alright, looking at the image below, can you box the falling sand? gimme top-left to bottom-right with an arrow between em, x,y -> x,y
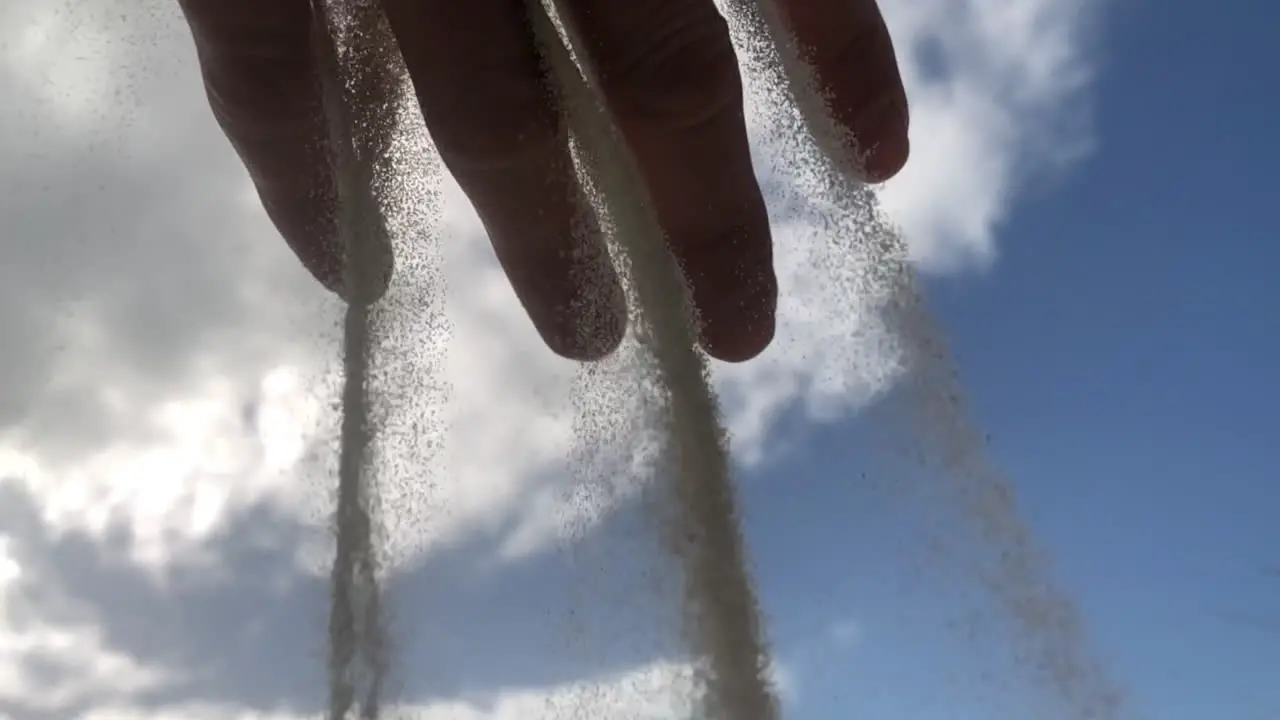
531,3 -> 779,717
726,1 -> 1127,715
314,0 -> 1126,717
313,1 -> 397,716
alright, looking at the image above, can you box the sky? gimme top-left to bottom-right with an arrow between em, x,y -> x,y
1,0 -> 1276,718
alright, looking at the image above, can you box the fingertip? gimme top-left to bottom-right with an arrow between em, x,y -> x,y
543,298 -> 629,362
860,116 -> 910,183
538,270 -> 630,361
832,83 -> 909,183
702,313 -> 776,363
775,0 -> 910,182
500,219 -> 630,363
259,188 -> 395,306
673,210 -> 777,364
330,248 -> 396,306
697,266 -> 778,363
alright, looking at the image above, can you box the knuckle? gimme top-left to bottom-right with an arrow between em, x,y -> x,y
598,9 -> 742,131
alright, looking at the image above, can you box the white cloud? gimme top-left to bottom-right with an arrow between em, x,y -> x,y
828,618 -> 862,650
876,0 -> 1098,271
0,0 -> 1100,715
766,656 -> 799,705
47,661 -> 695,720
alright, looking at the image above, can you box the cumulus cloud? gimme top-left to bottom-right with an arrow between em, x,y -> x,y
0,0 -> 1099,716
877,0 -> 1099,271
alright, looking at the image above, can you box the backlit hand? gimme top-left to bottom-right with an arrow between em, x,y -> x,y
179,0 -> 908,362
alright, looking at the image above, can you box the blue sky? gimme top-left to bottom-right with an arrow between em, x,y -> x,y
1,0 -> 1276,718
741,0 -> 1280,716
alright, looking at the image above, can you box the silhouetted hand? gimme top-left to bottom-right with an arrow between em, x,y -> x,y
179,0 -> 908,362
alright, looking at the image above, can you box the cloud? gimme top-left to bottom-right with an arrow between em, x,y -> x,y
0,474 -> 694,718
55,661 -> 697,720
876,0 -> 1099,272
827,618 -> 862,650
0,0 -> 1101,715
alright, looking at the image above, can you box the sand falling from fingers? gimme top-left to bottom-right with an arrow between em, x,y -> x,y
316,0 -> 779,714
313,0 -> 402,716
723,0 -> 1127,716
316,0 -> 1127,716
531,2 -> 781,718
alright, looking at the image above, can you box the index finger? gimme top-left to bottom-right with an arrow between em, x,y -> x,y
774,0 -> 910,181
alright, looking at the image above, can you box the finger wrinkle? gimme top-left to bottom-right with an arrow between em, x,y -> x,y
581,5 -> 742,132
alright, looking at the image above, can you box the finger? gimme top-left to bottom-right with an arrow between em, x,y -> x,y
774,0 -> 910,181
562,0 -> 776,362
379,0 -> 626,360
179,0 -> 392,301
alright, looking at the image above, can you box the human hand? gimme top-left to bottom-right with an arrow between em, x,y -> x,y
179,0 -> 908,362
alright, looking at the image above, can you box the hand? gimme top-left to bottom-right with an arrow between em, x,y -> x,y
179,0 -> 908,362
